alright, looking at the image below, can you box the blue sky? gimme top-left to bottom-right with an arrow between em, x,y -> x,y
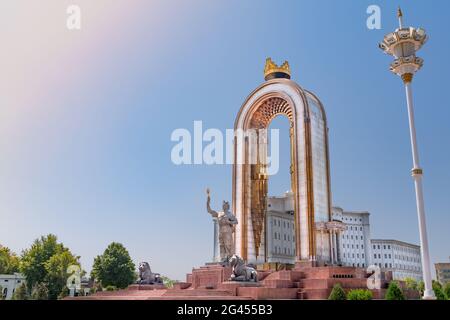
1,0 -> 449,280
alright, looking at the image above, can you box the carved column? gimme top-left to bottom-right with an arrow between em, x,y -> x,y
213,217 -> 219,262
335,231 -> 341,264
332,230 -> 338,265
329,230 -> 335,265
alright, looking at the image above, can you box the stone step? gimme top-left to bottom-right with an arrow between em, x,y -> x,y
237,287 -> 299,300
262,270 -> 304,282
297,290 -> 306,300
71,295 -> 253,300
94,289 -> 166,297
163,289 -> 234,297
298,279 -> 329,290
263,279 -> 294,288
302,288 -> 331,300
300,278 -> 370,290
147,296 -> 254,300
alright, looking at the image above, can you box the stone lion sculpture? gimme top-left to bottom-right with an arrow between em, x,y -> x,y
228,254 -> 258,282
137,262 -> 163,285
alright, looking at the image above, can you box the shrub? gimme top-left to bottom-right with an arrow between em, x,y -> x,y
432,281 -> 446,300
91,281 -> 102,294
385,281 -> 406,300
12,283 -> 28,300
105,285 -> 117,291
443,282 -> 450,300
417,281 -> 425,296
31,283 -> 49,300
328,283 -> 346,300
57,286 -> 69,300
347,289 -> 373,300
404,277 -> 418,291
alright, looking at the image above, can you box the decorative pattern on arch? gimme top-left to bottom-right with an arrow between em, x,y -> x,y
249,97 -> 293,129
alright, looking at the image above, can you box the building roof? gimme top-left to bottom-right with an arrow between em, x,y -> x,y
435,263 -> 450,267
371,239 -> 420,249
0,273 -> 25,279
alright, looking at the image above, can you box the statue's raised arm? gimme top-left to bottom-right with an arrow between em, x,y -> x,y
206,188 -> 219,218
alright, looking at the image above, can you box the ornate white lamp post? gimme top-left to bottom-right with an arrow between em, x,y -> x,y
379,8 -> 435,299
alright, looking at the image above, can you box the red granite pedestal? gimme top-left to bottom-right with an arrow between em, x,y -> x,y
69,262 -> 419,300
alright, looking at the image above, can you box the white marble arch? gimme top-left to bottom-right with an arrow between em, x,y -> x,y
232,78 -> 332,265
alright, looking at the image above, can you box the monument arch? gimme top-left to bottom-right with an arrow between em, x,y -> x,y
232,58 -> 333,265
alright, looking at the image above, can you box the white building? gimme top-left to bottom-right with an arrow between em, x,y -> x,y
371,239 -> 422,281
263,193 -> 423,281
0,273 -> 25,300
266,191 -> 296,264
435,262 -> 450,285
332,207 -> 372,268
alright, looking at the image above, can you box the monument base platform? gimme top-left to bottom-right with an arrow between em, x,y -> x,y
70,263 -> 419,300
127,284 -> 166,290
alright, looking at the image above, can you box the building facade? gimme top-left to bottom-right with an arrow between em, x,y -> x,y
435,263 -> 450,285
371,239 -> 423,281
265,195 -> 371,267
332,207 -> 372,268
264,194 -> 423,282
265,191 -> 296,264
0,273 -> 25,300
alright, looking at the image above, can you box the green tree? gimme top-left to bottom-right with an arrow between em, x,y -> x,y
31,282 -> 49,300
0,245 -> 20,274
161,276 -> 176,289
385,281 -> 406,300
417,281 -> 425,296
404,277 -> 418,291
12,283 -> 28,300
105,285 -> 117,291
20,234 -> 81,299
432,280 -> 446,300
58,286 -> 69,300
328,283 -> 346,300
443,282 -> 450,300
347,289 -> 373,300
0,285 -> 4,300
91,242 -> 136,289
45,250 -> 80,299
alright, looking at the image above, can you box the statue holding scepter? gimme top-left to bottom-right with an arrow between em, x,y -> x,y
206,188 -> 238,262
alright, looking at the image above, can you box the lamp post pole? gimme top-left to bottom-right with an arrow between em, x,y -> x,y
379,8 -> 435,299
